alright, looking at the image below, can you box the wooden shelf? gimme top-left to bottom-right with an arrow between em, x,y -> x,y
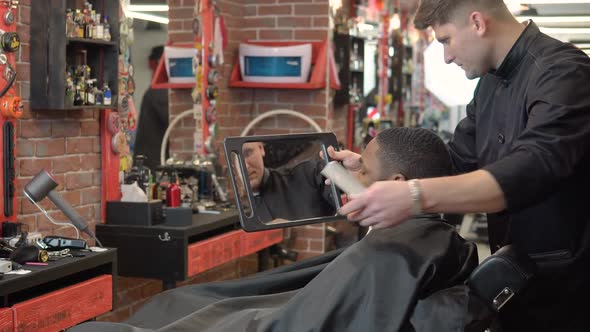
67,37 -> 117,46
30,0 -> 120,110
229,39 -> 340,90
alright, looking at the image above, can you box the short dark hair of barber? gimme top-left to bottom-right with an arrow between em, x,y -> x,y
413,0 -> 509,30
375,127 -> 452,180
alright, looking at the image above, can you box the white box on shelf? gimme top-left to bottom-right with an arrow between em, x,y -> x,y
164,46 -> 197,84
239,43 -> 312,83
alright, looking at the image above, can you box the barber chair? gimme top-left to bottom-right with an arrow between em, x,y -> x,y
463,245 -> 537,332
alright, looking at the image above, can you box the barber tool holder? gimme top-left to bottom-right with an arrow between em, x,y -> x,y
0,1 -> 18,232
30,0 -> 120,110
106,200 -> 164,226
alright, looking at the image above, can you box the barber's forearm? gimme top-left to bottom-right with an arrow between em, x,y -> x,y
419,170 -> 506,214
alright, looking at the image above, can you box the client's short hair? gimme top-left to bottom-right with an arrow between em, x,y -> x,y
376,127 -> 452,180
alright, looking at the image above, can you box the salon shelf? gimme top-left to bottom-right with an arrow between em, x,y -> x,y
151,41 -> 195,90
63,104 -> 117,110
228,39 -> 340,90
67,37 -> 117,46
30,0 -> 120,110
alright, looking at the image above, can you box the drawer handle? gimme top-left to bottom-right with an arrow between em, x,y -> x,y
158,232 -> 171,242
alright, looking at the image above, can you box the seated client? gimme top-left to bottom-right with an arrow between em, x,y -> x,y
72,128 -> 481,332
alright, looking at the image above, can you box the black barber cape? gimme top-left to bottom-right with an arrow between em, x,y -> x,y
448,21 -> 590,331
71,216 -> 482,332
255,159 -> 335,221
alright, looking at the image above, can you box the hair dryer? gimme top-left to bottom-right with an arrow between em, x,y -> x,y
24,170 -> 102,247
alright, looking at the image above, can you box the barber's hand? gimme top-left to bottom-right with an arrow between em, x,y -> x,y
325,146 -> 361,171
338,181 -> 413,229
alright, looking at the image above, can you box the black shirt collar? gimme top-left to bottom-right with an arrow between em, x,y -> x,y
491,20 -> 540,80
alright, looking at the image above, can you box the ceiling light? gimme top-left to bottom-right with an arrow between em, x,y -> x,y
517,16 -> 590,23
512,0 -> 590,3
128,4 -> 169,12
125,11 -> 169,24
541,27 -> 590,34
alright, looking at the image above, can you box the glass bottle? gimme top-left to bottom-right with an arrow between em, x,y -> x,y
103,83 -> 112,105
73,84 -> 83,106
166,174 -> 181,207
85,80 -> 95,105
103,15 -> 111,41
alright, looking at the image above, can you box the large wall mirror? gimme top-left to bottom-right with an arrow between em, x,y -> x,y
224,133 -> 346,232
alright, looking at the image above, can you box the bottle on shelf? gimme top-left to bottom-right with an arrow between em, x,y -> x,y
350,42 -> 359,71
94,13 -> 104,40
103,83 -> 112,105
166,174 -> 181,208
85,79 -> 95,105
103,15 -> 111,41
73,84 -> 83,106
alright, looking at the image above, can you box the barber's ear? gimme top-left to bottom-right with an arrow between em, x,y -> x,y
470,12 -> 487,36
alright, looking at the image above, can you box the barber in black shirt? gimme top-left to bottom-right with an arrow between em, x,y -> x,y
332,1 -> 590,331
241,142 -> 334,221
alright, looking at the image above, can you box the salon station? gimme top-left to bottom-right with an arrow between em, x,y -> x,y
0,0 -> 589,331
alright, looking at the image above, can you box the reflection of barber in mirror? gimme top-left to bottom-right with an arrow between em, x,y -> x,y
241,141 -> 335,221
133,45 -> 169,170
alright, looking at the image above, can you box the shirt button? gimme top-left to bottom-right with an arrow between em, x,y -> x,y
498,133 -> 505,144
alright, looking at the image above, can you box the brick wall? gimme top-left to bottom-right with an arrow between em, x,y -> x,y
166,0 -> 346,261
15,1 -> 102,244
12,0 -> 347,324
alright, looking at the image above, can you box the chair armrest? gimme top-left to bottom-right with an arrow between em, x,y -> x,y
467,245 -> 537,312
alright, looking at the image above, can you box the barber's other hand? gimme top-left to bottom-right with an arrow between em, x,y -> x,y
338,181 -> 413,229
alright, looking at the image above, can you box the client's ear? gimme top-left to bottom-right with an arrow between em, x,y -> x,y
389,173 -> 406,181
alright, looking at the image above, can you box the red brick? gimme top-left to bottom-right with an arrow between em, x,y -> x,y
170,91 -> 194,105
292,104 -> 327,117
258,4 -> 292,16
276,90 -> 313,103
19,42 -> 30,62
296,251 -> 322,260
312,91 -> 328,103
169,32 -> 195,43
169,0 -> 182,6
17,24 -> 30,46
245,6 -> 257,16
65,172 -> 94,190
17,158 -> 53,177
80,154 -> 101,170
294,29 -> 327,40
245,17 -> 276,28
17,140 -> 34,157
35,110 -> 67,120
259,29 -> 293,40
313,16 -> 329,27
17,214 -> 38,231
168,20 -> 183,31
66,137 -> 94,154
277,16 -> 311,27
52,155 -> 81,173
67,109 -> 95,119
81,187 -> 101,204
169,7 -> 194,20
36,138 -> 66,157
16,63 -> 30,81
19,3 -> 30,24
92,137 -> 101,153
295,225 -> 324,238
20,120 -> 51,138
292,238 -> 309,251
81,120 -> 100,136
61,190 -> 82,206
52,121 -> 81,137
309,239 -> 324,251
294,3 -> 328,15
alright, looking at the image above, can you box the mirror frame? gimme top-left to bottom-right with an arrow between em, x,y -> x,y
224,133 -> 345,232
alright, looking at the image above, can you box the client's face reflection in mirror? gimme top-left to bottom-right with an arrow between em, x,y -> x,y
242,142 -> 266,193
